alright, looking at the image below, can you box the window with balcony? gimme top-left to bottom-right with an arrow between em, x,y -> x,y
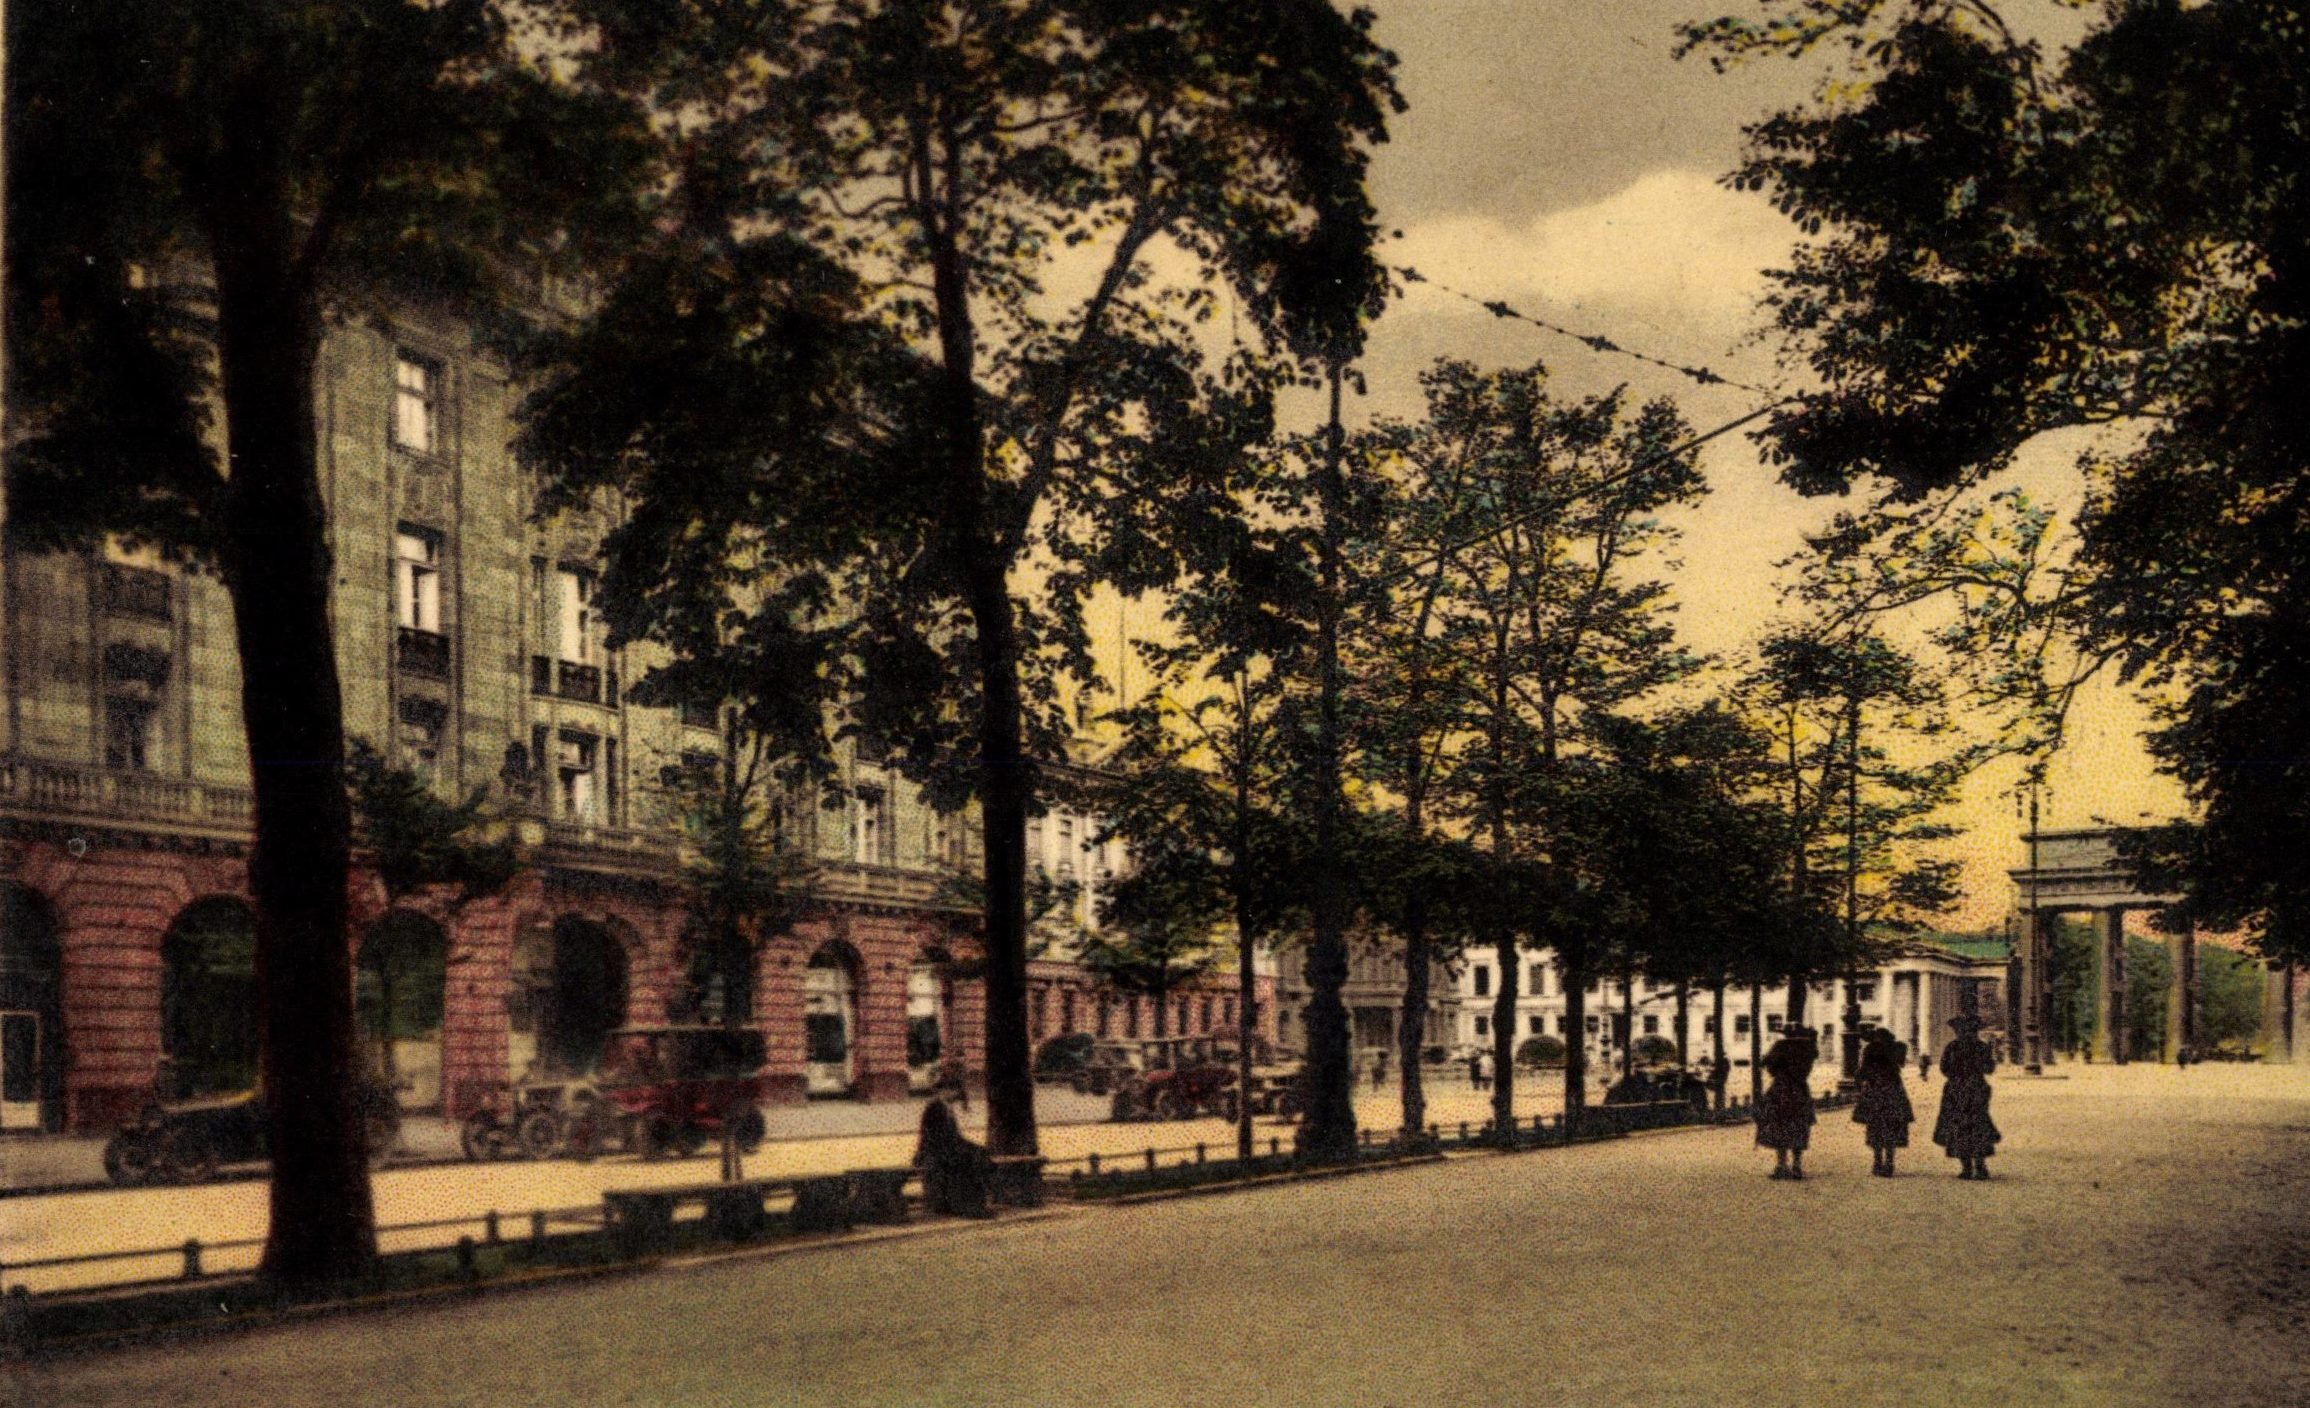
104,695 -> 156,771
853,784 -> 892,866
557,730 -> 598,823
99,563 -> 172,622
394,527 -> 449,678
393,353 -> 439,455
397,697 -> 447,770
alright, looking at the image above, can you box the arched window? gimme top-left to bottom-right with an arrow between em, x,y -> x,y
161,898 -> 259,1097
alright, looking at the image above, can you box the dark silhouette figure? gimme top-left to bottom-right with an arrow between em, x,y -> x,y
1852,1028 -> 1916,1177
1933,1014 -> 2001,1180
930,1057 -> 970,1111
913,1097 -> 992,1217
1372,1050 -> 1388,1090
1707,1055 -> 1731,1110
1467,1050 -> 1488,1091
1755,1027 -> 1818,1180
1918,1047 -> 1932,1082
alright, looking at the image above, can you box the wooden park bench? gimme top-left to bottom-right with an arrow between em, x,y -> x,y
845,1166 -> 915,1225
603,1179 -> 774,1255
988,1154 -> 1047,1208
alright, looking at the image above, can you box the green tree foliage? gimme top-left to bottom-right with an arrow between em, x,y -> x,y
1681,0 -> 2310,965
344,739 -> 519,1083
1407,360 -> 1704,1131
7,0 -> 649,1291
1078,829 -> 1228,1039
523,1 -> 1400,1158
2196,946 -> 2268,1051
664,722 -> 819,1030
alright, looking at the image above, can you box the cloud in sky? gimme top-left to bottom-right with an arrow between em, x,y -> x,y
1387,167 -> 1798,369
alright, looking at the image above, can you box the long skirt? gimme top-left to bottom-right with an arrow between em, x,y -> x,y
1932,1076 -> 2000,1160
1852,1080 -> 1914,1149
1754,1077 -> 1816,1151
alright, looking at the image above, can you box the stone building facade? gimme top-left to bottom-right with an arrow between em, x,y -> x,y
0,303 -> 1266,1133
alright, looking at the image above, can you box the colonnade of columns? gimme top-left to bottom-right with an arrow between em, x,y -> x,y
2014,905 -> 2296,1066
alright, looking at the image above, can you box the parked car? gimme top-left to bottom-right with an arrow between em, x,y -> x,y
587,1024 -> 770,1159
1070,1040 -> 1145,1097
1109,1036 -> 1240,1121
1035,1032 -> 1098,1084
104,1080 -> 402,1186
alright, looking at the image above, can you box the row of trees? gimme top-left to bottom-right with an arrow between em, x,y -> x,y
1082,355 -> 1983,1151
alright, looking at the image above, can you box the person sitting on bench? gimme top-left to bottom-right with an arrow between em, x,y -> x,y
913,1096 -> 993,1218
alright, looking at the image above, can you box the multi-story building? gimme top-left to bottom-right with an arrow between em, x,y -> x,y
0,301 -> 1266,1133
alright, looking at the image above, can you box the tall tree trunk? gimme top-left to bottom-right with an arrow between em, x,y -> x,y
1562,950 -> 1588,1127
1490,934 -> 1519,1142
1620,974 -> 1635,1079
1787,974 -> 1809,1028
1296,365 -> 1356,1162
1749,982 -> 1765,1106
1674,980 -> 1690,1070
926,177 -> 1037,1158
1235,889 -> 1257,1162
1711,978 -> 1728,1109
1398,904 -> 1430,1140
212,203 -> 375,1291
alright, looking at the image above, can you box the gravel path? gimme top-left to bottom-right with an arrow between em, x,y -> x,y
9,1063 -> 2307,1407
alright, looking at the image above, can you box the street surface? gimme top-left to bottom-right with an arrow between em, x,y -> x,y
9,1063 -> 2310,1407
0,1077 -> 1569,1293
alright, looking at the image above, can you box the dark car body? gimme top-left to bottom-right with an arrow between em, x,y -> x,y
591,1025 -> 769,1158
103,1082 -> 401,1186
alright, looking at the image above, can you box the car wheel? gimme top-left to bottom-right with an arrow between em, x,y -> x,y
103,1131 -> 159,1187
160,1127 -> 218,1184
515,1109 -> 563,1160
732,1106 -> 766,1155
1070,1073 -> 1090,1096
1152,1088 -> 1189,1121
459,1112 -> 500,1162
642,1115 -> 682,1160
1216,1091 -> 1241,1124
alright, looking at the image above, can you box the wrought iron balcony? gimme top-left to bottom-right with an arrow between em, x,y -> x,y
529,655 -> 618,706
395,626 -> 452,679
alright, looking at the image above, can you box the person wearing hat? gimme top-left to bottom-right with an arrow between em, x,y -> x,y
1755,1024 -> 1818,1180
1852,1027 -> 1916,1177
1933,1013 -> 2001,1179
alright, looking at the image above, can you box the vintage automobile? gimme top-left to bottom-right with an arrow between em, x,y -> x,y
1069,1040 -> 1145,1097
584,1024 -> 770,1159
103,1080 -> 403,1186
1109,1036 -> 1240,1121
458,1073 -> 596,1162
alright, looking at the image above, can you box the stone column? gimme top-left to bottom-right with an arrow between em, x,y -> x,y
2099,908 -> 2129,1064
2165,925 -> 2196,1062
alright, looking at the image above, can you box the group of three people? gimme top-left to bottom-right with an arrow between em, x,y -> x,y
1755,1014 -> 2001,1181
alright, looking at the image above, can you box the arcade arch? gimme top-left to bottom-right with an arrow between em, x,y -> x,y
803,942 -> 860,1097
357,910 -> 448,1109
509,916 -> 632,1077
160,897 -> 259,1097
0,885 -> 64,1130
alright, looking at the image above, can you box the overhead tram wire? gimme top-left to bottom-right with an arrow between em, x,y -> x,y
1391,264 -> 1782,400
1355,262 -> 1801,590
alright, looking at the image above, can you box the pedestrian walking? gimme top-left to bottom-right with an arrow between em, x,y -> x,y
1917,1046 -> 1932,1082
1932,1014 -> 2001,1180
1852,1028 -> 1915,1177
1467,1048 -> 1484,1090
1755,1025 -> 1818,1180
1707,1054 -> 1731,1110
1372,1050 -> 1389,1090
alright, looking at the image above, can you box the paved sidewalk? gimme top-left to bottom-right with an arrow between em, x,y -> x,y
11,1063 -> 2309,1407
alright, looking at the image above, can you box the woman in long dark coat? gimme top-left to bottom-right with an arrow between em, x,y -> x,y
1755,1026 -> 1818,1180
913,1096 -> 993,1216
1932,1014 -> 2001,1179
1852,1027 -> 1915,1177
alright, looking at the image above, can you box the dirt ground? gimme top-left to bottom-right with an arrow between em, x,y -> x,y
10,1062 -> 2308,1407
